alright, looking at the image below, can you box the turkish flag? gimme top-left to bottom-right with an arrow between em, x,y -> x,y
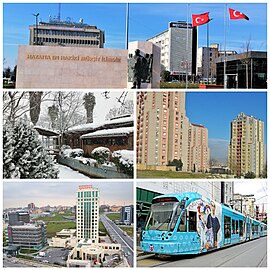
192,12 -> 210,27
229,8 -> 249,20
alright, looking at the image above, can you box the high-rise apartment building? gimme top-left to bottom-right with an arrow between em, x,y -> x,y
228,112 -> 265,177
188,123 -> 210,172
76,185 -> 99,243
30,19 -> 105,48
137,92 -> 209,172
147,22 -> 197,76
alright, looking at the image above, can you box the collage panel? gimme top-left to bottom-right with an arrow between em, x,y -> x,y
3,90 -> 134,179
3,3 -> 267,89
136,180 -> 267,267
2,1 -> 268,269
136,91 -> 267,179
3,181 -> 134,267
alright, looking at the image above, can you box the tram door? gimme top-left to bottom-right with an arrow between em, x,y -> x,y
224,215 -> 231,245
245,217 -> 251,240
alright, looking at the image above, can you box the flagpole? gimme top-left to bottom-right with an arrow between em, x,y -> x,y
207,22 -> 209,84
125,2 -> 129,49
224,4 -> 227,88
186,4 -> 190,89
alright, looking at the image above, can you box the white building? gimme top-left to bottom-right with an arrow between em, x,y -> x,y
76,185 -> 99,243
137,181 -> 234,204
233,193 -> 256,218
147,22 -> 197,76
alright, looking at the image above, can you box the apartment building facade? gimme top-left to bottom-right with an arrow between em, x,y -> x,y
137,91 -> 209,172
228,112 -> 265,177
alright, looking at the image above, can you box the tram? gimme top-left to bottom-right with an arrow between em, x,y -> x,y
140,192 -> 267,255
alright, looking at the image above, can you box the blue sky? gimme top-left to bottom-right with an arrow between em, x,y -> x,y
186,92 -> 267,163
3,3 -> 267,68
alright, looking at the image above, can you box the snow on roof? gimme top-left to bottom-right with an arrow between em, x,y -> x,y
81,127 -> 134,139
67,115 -> 134,133
34,126 -> 59,136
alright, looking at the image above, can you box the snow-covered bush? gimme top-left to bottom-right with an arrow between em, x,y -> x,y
91,147 -> 111,164
3,120 -> 59,179
74,156 -> 97,167
111,150 -> 134,177
70,148 -> 84,158
60,146 -> 84,158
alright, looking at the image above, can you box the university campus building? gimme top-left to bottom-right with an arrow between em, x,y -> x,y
29,18 -> 105,48
228,112 -> 265,177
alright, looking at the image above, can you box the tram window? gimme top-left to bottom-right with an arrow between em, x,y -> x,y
232,220 -> 235,234
224,216 -> 231,239
236,220 -> 239,234
177,210 -> 187,232
188,211 -> 197,232
239,220 -> 244,236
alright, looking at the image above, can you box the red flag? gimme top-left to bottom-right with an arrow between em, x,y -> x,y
192,12 -> 210,27
229,8 -> 249,20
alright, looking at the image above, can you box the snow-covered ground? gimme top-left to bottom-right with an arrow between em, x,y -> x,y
57,164 -> 90,179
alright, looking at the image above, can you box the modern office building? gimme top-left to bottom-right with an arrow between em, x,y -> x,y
120,205 -> 134,225
216,51 -> 267,88
7,222 -> 47,250
136,91 -> 209,172
76,185 -> 100,243
8,211 -> 30,226
228,112 -> 265,177
29,18 -> 105,48
147,21 -> 197,76
188,123 -> 210,172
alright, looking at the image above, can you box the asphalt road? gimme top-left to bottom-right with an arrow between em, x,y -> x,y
137,237 -> 267,267
100,214 -> 134,267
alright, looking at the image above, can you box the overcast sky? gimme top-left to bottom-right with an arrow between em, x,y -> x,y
3,181 -> 134,209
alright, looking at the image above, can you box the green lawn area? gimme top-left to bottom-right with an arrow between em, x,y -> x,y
99,221 -> 108,235
46,221 -> 76,238
160,82 -> 199,88
33,212 -> 73,222
106,213 -> 120,221
137,170 -> 209,179
119,226 -> 134,237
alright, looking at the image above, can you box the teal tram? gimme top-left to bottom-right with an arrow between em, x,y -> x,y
140,192 -> 267,255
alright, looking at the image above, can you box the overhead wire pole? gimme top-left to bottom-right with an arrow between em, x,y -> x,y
125,3 -> 129,50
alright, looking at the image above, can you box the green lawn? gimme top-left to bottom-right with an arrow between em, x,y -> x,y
33,212 -> 74,222
106,213 -> 120,221
46,222 -> 76,238
137,170 -> 209,179
160,82 -> 199,88
119,226 -> 134,237
99,221 -> 108,235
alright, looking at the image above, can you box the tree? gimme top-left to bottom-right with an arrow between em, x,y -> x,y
47,92 -> 86,143
105,99 -> 134,120
261,164 -> 267,178
29,92 -> 43,125
3,120 -> 59,179
244,171 -> 256,179
240,39 -> 252,88
83,93 -> 96,123
11,65 -> 17,83
3,66 -> 11,78
168,159 -> 183,171
161,70 -> 171,82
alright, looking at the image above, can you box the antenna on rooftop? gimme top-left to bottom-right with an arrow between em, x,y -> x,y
57,3 -> 61,21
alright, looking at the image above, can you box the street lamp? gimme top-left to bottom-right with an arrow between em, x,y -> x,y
32,13 -> 39,45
